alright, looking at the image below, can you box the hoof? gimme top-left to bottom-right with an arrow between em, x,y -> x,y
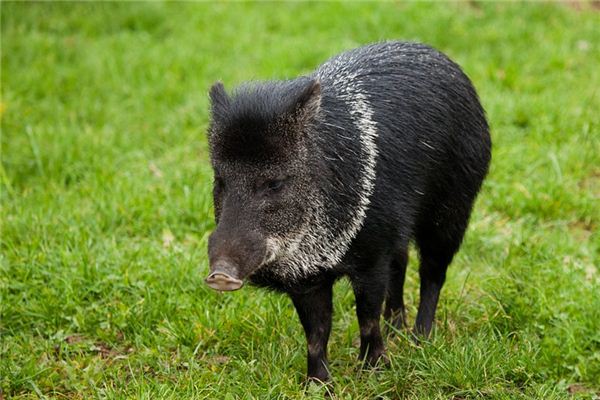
361,349 -> 389,369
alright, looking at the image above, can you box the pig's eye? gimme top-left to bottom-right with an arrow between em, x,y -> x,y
264,178 -> 286,194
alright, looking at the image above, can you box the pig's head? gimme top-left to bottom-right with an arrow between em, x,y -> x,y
205,78 -> 323,291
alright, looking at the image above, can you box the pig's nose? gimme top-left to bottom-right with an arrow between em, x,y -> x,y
205,261 -> 244,291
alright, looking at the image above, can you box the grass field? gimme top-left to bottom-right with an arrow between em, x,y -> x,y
1,2 -> 599,399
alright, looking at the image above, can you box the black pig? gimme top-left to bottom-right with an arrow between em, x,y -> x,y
205,41 -> 491,382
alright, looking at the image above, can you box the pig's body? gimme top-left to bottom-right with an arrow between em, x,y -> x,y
206,42 -> 491,382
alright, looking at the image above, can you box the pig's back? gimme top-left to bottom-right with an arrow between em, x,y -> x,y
313,41 -> 491,238
314,41 -> 488,160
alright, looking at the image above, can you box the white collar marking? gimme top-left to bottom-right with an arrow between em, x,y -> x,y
267,72 -> 379,281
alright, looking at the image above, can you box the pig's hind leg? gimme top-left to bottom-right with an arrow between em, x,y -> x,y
414,201 -> 473,337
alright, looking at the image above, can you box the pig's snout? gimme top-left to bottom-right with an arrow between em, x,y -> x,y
206,227 -> 268,292
205,260 -> 244,291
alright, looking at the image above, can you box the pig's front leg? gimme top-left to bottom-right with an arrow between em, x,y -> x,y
290,281 -> 334,383
351,274 -> 387,366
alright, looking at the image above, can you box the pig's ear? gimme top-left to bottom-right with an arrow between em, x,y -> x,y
209,81 -> 230,120
293,79 -> 321,122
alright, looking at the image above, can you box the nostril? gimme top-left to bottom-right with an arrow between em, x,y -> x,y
205,272 -> 243,291
205,262 -> 244,291
207,271 -> 232,281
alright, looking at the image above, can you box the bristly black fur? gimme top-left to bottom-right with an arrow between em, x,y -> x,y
206,41 -> 491,382
209,77 -> 321,164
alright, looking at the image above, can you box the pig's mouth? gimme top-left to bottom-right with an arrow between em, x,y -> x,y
205,271 -> 244,291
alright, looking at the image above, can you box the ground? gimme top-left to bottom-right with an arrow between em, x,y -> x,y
1,2 -> 599,399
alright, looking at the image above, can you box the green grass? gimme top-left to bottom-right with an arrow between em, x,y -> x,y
1,2 -> 599,398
